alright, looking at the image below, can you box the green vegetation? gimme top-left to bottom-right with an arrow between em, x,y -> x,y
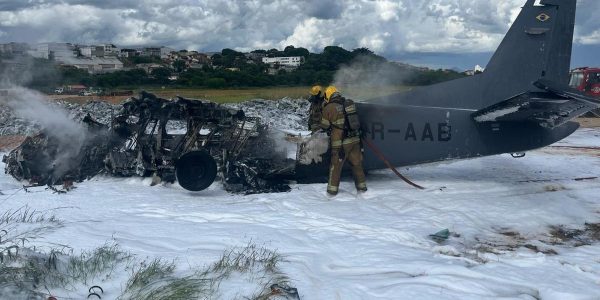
5,45 -> 466,93
0,206 -> 292,299
144,85 -> 411,103
405,69 -> 468,86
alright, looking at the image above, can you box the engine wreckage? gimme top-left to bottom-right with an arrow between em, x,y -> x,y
3,92 -> 329,194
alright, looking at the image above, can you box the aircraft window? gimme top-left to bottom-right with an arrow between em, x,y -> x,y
569,72 -> 584,88
145,121 -> 158,134
166,120 -> 186,134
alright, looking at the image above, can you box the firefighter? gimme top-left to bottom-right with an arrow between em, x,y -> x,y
308,85 -> 325,132
320,86 -> 367,195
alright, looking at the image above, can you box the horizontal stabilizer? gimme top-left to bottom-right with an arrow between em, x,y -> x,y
472,79 -> 600,128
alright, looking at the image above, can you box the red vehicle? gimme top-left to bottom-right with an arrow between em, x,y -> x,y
569,67 -> 600,98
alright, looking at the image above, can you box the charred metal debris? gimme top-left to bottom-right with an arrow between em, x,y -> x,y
3,92 -> 294,194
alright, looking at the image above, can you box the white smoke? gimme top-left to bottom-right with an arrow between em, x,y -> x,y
1,86 -> 88,179
332,55 -> 413,100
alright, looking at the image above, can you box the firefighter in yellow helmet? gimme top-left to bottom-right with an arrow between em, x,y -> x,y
307,85 -> 325,132
320,86 -> 367,195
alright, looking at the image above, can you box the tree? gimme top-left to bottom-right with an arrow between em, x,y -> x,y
206,78 -> 226,88
173,60 -> 187,73
211,54 -> 223,66
151,67 -> 172,84
284,45 -> 310,58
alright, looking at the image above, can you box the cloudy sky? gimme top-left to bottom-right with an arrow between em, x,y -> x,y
0,0 -> 599,69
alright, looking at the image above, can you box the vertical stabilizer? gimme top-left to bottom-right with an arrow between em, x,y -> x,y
483,0 -> 577,101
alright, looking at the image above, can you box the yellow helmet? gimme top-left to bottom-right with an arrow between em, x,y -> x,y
310,85 -> 322,96
324,86 -> 338,102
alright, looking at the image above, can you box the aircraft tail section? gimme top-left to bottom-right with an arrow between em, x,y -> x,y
483,0 -> 576,99
369,0 -> 578,110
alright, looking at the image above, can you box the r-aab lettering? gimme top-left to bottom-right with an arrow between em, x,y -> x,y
370,122 -> 451,142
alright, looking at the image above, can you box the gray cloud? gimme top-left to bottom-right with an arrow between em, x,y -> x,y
0,0 -> 598,60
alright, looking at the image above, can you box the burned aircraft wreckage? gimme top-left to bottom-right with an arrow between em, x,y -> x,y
3,92 -> 322,194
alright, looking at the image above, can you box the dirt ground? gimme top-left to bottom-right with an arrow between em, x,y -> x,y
48,94 -> 129,104
577,118 -> 600,128
0,135 -> 27,151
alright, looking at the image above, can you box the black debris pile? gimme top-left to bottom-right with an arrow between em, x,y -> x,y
0,100 -> 120,136
4,92 -> 295,194
61,100 -> 121,125
224,158 -> 293,194
3,115 -> 111,186
227,98 -> 310,132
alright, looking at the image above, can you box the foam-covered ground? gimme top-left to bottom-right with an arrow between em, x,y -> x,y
1,128 -> 600,299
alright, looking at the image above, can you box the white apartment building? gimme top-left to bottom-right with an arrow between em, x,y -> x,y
262,56 -> 304,67
29,43 -> 76,60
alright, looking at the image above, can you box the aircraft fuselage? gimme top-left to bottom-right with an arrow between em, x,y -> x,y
357,103 -> 579,171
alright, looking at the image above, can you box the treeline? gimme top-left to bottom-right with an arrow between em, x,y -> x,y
8,45 -> 467,90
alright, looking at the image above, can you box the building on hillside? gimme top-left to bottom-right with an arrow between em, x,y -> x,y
246,52 -> 266,63
92,44 -> 121,57
142,47 -> 161,58
464,65 -> 485,76
120,48 -> 139,58
0,57 -> 29,73
160,47 -> 175,59
262,56 -> 304,75
60,57 -> 124,74
79,46 -> 94,58
0,43 -> 29,56
167,51 -> 212,71
262,56 -> 304,67
29,43 -> 77,61
141,47 -> 174,59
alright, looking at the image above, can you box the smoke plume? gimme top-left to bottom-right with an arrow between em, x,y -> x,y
332,55 -> 413,100
2,87 -> 88,178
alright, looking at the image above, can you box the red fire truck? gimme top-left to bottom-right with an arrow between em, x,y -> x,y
569,67 -> 600,98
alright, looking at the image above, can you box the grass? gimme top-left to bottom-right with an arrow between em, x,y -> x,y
122,258 -> 210,300
123,243 -> 290,300
0,212 -> 293,300
64,244 -> 131,285
52,85 -> 411,104
144,86 -> 312,103
142,85 -> 411,103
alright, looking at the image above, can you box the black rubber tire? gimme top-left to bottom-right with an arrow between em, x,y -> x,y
176,151 -> 217,191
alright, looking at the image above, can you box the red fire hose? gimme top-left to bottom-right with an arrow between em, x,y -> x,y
362,138 -> 426,190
